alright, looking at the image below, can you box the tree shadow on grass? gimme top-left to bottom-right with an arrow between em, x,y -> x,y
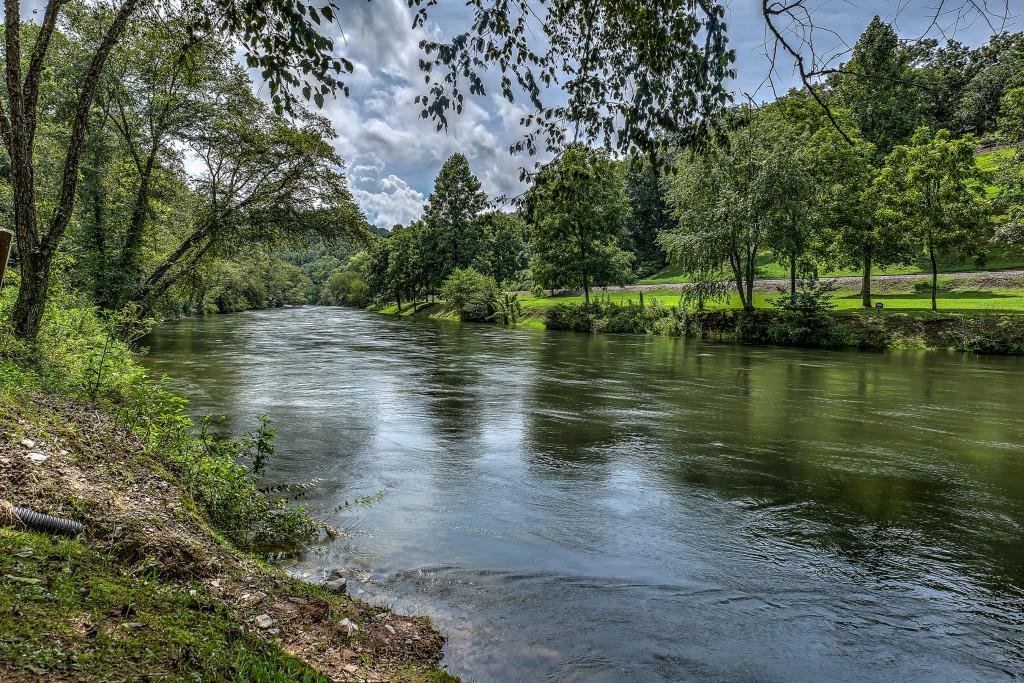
835,290 -> 1024,316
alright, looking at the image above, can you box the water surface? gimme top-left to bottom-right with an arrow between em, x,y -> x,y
142,307 -> 1024,682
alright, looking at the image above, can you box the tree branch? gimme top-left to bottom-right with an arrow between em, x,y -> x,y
44,0 -> 142,251
761,0 -> 853,145
24,0 -> 70,141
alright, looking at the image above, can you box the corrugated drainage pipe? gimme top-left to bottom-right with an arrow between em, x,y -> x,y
5,504 -> 82,537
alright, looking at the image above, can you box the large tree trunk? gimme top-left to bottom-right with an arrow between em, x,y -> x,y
583,274 -> 590,305
6,0 -> 141,340
12,245 -> 53,340
861,247 -> 872,309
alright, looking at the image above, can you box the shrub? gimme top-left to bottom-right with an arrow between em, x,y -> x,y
492,292 -> 523,325
764,279 -> 850,347
1,285 -> 317,552
544,303 -> 599,332
441,267 -> 499,322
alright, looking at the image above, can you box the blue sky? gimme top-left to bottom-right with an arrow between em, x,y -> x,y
316,1 -> 1020,228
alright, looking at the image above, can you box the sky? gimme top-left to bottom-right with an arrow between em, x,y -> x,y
300,0 -> 1020,229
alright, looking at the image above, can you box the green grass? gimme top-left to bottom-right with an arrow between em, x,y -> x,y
0,529 -> 326,682
518,287 -> 1024,317
640,247 -> 1024,284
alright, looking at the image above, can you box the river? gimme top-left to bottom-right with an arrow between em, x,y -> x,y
141,306 -> 1024,682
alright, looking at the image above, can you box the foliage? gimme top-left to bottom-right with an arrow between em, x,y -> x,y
473,211 -> 528,286
765,279 -> 849,347
414,0 -> 735,162
491,292 -> 523,326
624,159 -> 671,277
871,128 -> 993,310
0,287 -> 316,552
321,251 -> 373,308
440,267 -> 498,322
419,154 -> 488,290
525,145 -> 634,303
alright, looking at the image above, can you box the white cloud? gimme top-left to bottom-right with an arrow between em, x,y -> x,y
350,173 -> 425,229
311,0 -> 537,227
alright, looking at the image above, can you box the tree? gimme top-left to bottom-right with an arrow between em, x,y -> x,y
834,17 -> 926,159
440,267 -> 498,322
524,146 -> 633,304
134,70 -> 368,308
871,128 -> 992,311
995,87 -> 1024,246
624,160 -> 670,277
473,211 -> 527,286
829,20 -> 928,306
953,33 -> 1024,135
2,0 -> 353,340
374,225 -> 421,313
756,115 -> 815,302
419,154 -> 488,292
775,90 -> 903,308
89,14 -> 229,308
661,110 -> 802,311
322,251 -> 372,308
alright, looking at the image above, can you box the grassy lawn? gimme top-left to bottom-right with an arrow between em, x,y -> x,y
517,287 -> 1024,316
639,247 -> 1024,285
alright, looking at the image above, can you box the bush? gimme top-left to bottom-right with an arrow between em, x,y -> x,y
544,303 -> 599,332
764,279 -> 850,347
441,267 -> 499,322
492,292 -> 523,325
1,285 -> 317,552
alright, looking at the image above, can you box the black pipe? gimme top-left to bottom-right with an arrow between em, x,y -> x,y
12,506 -> 82,537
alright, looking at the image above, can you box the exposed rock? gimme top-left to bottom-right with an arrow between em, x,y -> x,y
241,591 -> 267,607
20,438 -> 35,448
327,568 -> 346,581
254,614 -> 274,629
343,664 -> 359,674
323,577 -> 347,594
25,452 -> 48,464
340,617 -> 358,635
384,624 -> 396,635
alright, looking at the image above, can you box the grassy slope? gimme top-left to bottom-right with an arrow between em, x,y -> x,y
0,393 -> 456,683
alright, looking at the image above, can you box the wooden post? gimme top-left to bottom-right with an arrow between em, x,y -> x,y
0,229 -> 12,290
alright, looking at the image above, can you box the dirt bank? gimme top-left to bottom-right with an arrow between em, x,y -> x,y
0,394 -> 455,682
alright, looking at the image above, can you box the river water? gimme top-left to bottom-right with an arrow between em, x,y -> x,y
141,306 -> 1024,682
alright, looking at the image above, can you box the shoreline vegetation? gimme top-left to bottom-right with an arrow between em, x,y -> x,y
368,272 -> 1024,355
0,291 -> 456,683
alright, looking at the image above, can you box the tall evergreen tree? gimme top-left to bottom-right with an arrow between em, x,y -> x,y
624,161 -> 670,277
419,154 -> 488,292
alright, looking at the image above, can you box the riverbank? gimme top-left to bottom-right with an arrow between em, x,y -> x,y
371,275 -> 1024,353
0,293 -> 456,682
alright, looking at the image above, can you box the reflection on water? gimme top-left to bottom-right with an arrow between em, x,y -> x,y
142,307 -> 1024,682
